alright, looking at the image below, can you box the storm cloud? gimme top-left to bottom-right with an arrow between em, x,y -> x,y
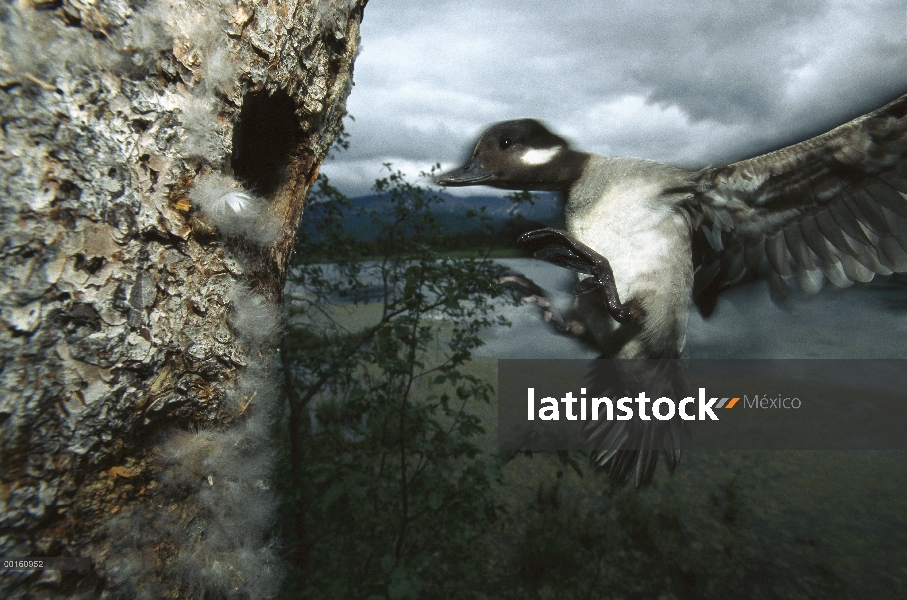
321,0 -> 907,197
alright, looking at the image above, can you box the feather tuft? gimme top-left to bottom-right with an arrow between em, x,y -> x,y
189,174 -> 280,244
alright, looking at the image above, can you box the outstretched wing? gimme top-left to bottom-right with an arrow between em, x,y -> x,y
686,93 -> 907,315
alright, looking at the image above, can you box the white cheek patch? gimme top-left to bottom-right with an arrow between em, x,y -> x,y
520,147 -> 560,165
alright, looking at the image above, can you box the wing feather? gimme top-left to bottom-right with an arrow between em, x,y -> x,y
852,189 -> 896,234
879,237 -> 907,272
765,231 -> 794,276
894,216 -> 907,248
723,246 -> 747,285
820,259 -> 852,288
840,253 -> 876,283
873,177 -> 907,220
796,267 -> 825,294
690,93 -> 907,307
798,216 -> 838,264
815,209 -> 857,256
833,198 -> 874,245
743,237 -> 763,271
784,224 -> 818,270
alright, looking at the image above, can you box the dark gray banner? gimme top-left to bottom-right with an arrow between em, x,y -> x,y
498,359 -> 907,451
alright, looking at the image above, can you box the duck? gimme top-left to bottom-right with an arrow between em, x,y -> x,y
436,94 -> 907,487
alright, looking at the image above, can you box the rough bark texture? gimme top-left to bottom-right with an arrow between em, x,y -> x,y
0,0 -> 365,597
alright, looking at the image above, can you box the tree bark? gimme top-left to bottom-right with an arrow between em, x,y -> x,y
0,0 -> 365,597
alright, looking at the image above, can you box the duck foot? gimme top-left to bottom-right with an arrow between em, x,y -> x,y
518,228 -> 631,323
498,271 -> 580,335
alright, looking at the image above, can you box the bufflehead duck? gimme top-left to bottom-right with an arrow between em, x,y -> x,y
437,94 -> 907,486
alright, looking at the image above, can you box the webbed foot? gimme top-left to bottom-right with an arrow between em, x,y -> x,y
498,271 -> 579,335
518,228 -> 631,323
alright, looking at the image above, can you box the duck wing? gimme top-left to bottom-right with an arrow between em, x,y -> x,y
683,93 -> 907,315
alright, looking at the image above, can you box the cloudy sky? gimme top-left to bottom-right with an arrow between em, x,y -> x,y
319,0 -> 907,198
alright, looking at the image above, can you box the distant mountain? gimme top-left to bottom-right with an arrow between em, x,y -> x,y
299,191 -> 565,242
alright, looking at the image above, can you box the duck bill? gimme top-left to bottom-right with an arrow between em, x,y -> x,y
436,160 -> 494,186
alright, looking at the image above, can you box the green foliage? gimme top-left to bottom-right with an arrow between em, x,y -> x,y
486,477 -> 846,600
282,164 -> 512,598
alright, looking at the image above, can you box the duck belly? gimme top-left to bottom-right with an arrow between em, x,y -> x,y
566,192 -> 693,358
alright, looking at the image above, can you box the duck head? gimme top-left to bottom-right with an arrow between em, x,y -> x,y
436,119 -> 589,191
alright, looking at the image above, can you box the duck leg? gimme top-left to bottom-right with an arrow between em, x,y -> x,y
518,228 -> 631,323
498,271 -> 577,335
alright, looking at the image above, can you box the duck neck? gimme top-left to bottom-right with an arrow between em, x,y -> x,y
548,149 -> 592,192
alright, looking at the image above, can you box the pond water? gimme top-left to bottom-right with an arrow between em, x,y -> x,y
479,258 -> 907,360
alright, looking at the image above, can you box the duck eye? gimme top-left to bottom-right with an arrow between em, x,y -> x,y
499,137 -> 513,150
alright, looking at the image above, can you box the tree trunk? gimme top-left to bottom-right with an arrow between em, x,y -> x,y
0,0 -> 365,597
